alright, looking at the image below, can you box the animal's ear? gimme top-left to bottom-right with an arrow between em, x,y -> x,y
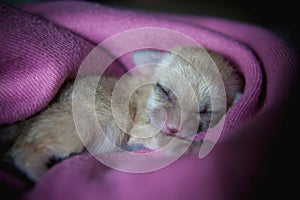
132,49 -> 166,67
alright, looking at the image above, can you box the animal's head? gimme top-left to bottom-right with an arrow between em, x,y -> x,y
132,47 -> 243,138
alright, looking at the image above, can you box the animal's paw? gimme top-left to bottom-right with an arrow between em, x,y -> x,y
8,145 -> 76,182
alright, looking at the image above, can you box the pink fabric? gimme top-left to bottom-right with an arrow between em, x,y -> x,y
0,1 -> 298,200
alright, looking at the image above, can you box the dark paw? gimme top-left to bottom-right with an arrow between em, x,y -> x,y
46,155 -> 66,168
46,151 -> 84,168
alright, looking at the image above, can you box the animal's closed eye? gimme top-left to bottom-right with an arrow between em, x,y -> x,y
199,107 -> 209,114
155,83 -> 173,100
156,83 -> 168,94
199,109 -> 221,117
199,109 -> 221,115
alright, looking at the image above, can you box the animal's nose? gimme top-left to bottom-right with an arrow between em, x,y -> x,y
166,125 -> 178,134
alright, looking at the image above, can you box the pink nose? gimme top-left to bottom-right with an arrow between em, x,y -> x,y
165,125 -> 178,134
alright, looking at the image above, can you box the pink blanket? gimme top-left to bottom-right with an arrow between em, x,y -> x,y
0,1 -> 298,199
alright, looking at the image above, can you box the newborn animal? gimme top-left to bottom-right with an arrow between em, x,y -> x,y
127,47 -> 243,148
0,47 -> 243,182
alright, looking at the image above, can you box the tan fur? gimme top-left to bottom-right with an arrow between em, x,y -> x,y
3,76 -> 131,181
0,47 -> 243,182
128,47 -> 243,148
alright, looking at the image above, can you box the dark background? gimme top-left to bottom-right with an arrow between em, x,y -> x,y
1,0 -> 299,199
1,0 -> 299,52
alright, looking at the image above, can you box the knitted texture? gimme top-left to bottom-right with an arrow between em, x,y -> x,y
0,4 -> 95,124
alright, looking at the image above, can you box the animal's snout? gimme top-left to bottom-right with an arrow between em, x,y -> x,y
164,125 -> 179,134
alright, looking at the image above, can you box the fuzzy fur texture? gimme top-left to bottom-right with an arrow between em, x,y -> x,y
1,47 -> 243,182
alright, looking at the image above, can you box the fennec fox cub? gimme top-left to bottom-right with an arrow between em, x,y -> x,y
0,47 -> 243,182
